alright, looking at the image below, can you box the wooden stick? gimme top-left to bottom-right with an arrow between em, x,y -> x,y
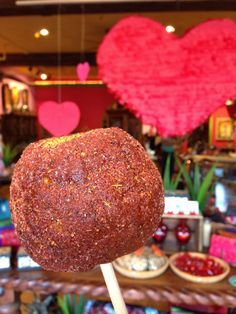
100,263 -> 128,314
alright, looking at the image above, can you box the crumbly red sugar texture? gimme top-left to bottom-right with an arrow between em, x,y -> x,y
10,128 -> 164,272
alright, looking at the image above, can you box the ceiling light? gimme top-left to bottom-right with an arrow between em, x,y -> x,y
39,28 -> 49,37
34,31 -> 40,39
225,99 -> 234,106
40,73 -> 48,80
166,25 -> 175,33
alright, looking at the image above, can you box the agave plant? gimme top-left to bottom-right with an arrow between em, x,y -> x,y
176,159 -> 216,212
163,154 -> 183,191
2,144 -> 18,167
57,294 -> 86,314
25,295 -> 54,314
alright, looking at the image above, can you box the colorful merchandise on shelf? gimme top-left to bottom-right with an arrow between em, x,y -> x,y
171,305 -> 227,314
113,245 -> 168,279
84,301 -> 159,314
0,198 -> 11,221
175,220 -> 191,249
174,252 -> 223,276
17,247 -> 41,270
210,234 -> 236,265
203,218 -> 212,247
0,219 -> 12,228
153,220 -> 168,245
164,197 -> 199,216
169,252 -> 230,283
0,247 -> 11,271
159,214 -> 203,253
0,225 -> 20,247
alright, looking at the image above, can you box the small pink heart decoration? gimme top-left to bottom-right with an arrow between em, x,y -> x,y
97,17 -> 236,137
38,101 -> 80,137
76,62 -> 90,81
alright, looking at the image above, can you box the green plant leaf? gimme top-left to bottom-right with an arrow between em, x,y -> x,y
57,296 -> 70,314
197,165 -> 216,211
57,294 -> 86,314
163,154 -> 171,190
71,294 -> 76,313
193,163 -> 200,197
172,166 -> 183,190
176,158 -> 195,199
65,294 -> 71,313
200,192 -> 210,212
75,295 -> 86,314
201,184 -> 216,211
2,144 -> 18,167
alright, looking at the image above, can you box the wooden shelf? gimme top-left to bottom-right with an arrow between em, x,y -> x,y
163,214 -> 203,220
0,267 -> 235,310
0,112 -> 36,117
189,154 -> 236,164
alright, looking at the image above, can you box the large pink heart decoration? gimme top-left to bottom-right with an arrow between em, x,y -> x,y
76,62 -> 90,81
97,17 -> 236,137
38,101 -> 80,137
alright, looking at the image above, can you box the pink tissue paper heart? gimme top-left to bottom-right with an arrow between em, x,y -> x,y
97,17 -> 236,137
38,101 -> 80,137
76,62 -> 90,81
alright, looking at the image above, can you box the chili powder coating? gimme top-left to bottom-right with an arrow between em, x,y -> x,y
10,128 -> 164,272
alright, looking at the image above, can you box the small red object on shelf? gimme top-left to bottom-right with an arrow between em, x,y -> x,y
175,252 -> 224,276
153,219 -> 168,244
175,219 -> 191,248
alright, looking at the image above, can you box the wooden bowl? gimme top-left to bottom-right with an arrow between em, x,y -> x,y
169,252 -> 230,283
113,256 -> 169,279
229,152 -> 236,158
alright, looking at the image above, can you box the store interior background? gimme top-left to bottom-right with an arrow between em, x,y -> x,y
0,1 -> 236,313
0,1 -> 235,212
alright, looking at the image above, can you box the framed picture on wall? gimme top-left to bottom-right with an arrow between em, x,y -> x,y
21,89 -> 29,112
10,86 -> 20,111
2,84 -> 12,113
216,118 -> 234,141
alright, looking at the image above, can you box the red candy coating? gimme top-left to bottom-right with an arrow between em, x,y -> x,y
10,128 -> 164,272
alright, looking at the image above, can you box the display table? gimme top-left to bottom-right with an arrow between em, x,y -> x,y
189,154 -> 236,164
0,267 -> 235,312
